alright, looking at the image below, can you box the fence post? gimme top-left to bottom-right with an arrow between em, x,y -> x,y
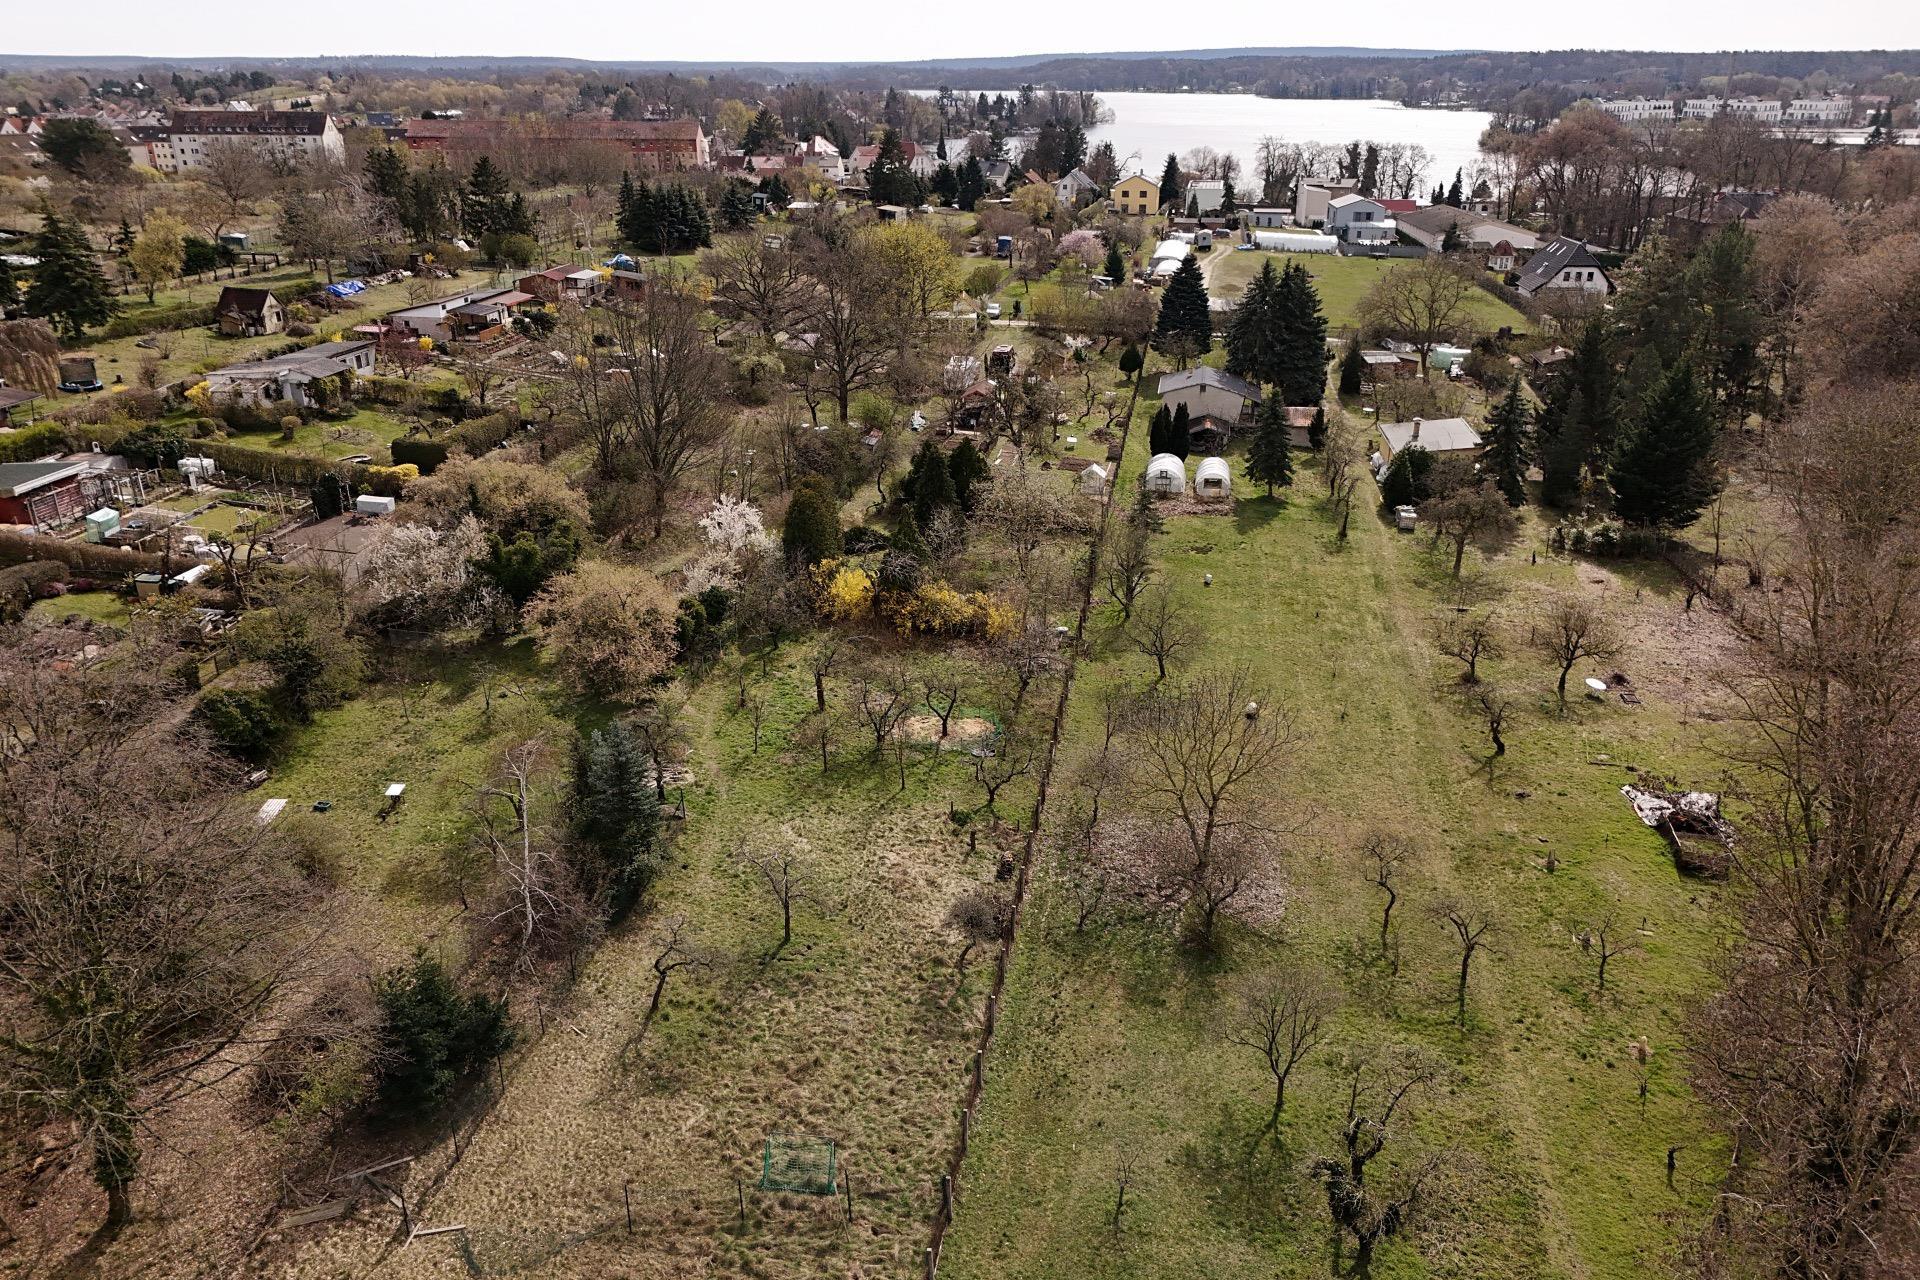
623,1181 -> 633,1235
843,1173 -> 853,1223
735,1176 -> 745,1222
959,1108 -> 971,1155
940,1175 -> 952,1218
924,1246 -> 936,1279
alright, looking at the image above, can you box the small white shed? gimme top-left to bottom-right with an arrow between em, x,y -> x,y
1144,453 -> 1186,497
1077,463 -> 1110,496
1194,456 -> 1232,500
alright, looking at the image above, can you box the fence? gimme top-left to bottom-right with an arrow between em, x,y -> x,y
920,379 -> 1145,1278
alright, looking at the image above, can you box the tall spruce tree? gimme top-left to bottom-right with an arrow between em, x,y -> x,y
461,155 -> 512,238
1686,221 -> 1763,421
866,128 -> 921,206
1153,255 -> 1212,361
1157,153 -> 1183,213
1224,260 -> 1284,386
1170,403 -> 1192,460
1608,360 -> 1722,530
1337,340 -> 1366,397
1272,261 -> 1329,406
1482,377 -> 1532,506
24,209 -> 113,339
572,723 -> 664,918
1246,393 -> 1295,497
956,157 -> 986,211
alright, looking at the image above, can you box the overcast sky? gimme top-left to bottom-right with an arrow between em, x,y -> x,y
8,0 -> 1919,64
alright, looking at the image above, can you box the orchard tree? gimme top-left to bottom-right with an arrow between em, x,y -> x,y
127,212 -> 187,303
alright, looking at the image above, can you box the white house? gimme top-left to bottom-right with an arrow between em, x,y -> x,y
1325,194 -> 1395,244
1785,96 -> 1851,126
1683,97 -> 1783,123
1193,456 -> 1232,500
1248,207 -> 1290,227
201,340 -> 374,411
1181,180 -> 1226,215
1053,168 -> 1098,206
1144,454 -> 1186,497
1515,236 -> 1612,298
165,109 -> 345,170
1591,97 -> 1675,123
1293,180 -> 1359,227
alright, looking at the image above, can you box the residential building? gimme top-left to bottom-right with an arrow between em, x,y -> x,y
517,266 -> 602,303
1109,174 -> 1160,217
1182,180 -> 1226,215
385,288 -> 532,344
403,117 -> 709,173
1156,366 -> 1261,428
1514,236 -> 1612,298
124,123 -> 174,171
1053,168 -> 1098,207
1325,194 -> 1396,244
1376,415 -> 1482,462
848,139 -> 936,179
1487,240 -> 1518,273
1293,180 -> 1360,227
201,340 -> 375,410
1248,207 -> 1289,227
1397,205 -> 1541,254
1591,97 -> 1675,123
1682,96 -> 1784,123
1785,96 -> 1851,126
215,287 -> 285,337
166,109 -> 345,170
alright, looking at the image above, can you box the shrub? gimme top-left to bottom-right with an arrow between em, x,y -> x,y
389,436 -> 450,474
0,560 -> 67,621
447,411 -> 520,458
373,952 -> 513,1114
363,463 -> 420,497
0,529 -> 163,574
117,421 -> 197,469
279,415 -> 301,441
0,421 -> 67,463
196,687 -> 284,762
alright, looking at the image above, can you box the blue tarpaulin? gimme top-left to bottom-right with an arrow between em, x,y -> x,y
325,279 -> 368,298
602,255 -> 636,270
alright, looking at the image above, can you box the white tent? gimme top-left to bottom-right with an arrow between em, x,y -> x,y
1194,456 -> 1232,500
1077,463 -> 1109,495
1144,453 -> 1186,497
1252,231 -> 1339,254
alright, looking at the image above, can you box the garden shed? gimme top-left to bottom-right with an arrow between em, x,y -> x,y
1194,456 -> 1232,500
1144,453 -> 1186,497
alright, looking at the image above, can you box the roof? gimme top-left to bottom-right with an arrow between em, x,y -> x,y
0,387 -> 42,410
169,109 -> 332,136
1378,417 -> 1483,455
1194,456 -> 1232,478
1157,366 -> 1262,403
1515,236 -> 1608,294
1397,204 -> 1539,249
216,286 -> 277,315
0,460 -> 87,497
1327,193 -> 1383,210
1377,198 -> 1418,213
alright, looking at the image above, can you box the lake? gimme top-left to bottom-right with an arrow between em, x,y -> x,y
1085,92 -> 1493,194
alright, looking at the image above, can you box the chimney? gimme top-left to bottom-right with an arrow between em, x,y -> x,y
1412,416 -> 1423,440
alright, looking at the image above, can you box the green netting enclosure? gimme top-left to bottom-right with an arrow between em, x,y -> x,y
758,1135 -> 837,1194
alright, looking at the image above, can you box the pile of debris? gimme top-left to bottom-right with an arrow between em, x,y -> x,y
1621,784 -> 1733,878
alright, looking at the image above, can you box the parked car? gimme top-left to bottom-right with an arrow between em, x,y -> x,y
984,302 -> 1002,320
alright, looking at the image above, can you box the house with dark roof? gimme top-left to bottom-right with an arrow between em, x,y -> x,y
202,340 -> 374,410
215,287 -> 285,337
1514,236 -> 1612,298
1157,366 -> 1263,427
1398,205 -> 1541,254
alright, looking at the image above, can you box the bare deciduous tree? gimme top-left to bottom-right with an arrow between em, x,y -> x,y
1361,832 -> 1415,970
1535,595 -> 1622,711
1433,897 -> 1495,1027
1578,910 -> 1633,994
1103,516 -> 1155,623
974,728 -> 1037,815
1311,1047 -> 1447,1277
1435,611 -> 1500,684
476,738 -> 590,973
1471,684 -> 1513,757
1226,966 -> 1340,1133
0,638 -> 321,1229
1127,583 -> 1198,682
739,834 -> 815,956
627,915 -> 707,1056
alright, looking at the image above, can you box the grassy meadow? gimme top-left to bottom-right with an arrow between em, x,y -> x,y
1207,249 -> 1530,334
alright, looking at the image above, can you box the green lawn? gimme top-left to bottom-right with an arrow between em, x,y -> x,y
940,444 -> 1728,1279
220,406 -> 419,461
26,590 -> 132,628
1208,249 -> 1530,334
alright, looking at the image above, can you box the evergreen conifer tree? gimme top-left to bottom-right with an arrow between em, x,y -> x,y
1482,377 -> 1532,506
1105,243 -> 1127,284
782,475 -> 844,566
1337,340 -> 1366,397
24,208 -> 113,339
1148,404 -> 1173,455
1170,403 -> 1191,460
1308,405 -> 1327,449
907,439 -> 957,529
1119,342 -> 1144,382
1153,255 -> 1212,361
1225,260 -> 1283,386
1247,393 -> 1295,497
1157,153 -> 1183,213
1608,360 -> 1722,529
1273,261 -> 1329,406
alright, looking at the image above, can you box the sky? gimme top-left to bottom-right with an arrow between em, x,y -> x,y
7,0 -> 1919,64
